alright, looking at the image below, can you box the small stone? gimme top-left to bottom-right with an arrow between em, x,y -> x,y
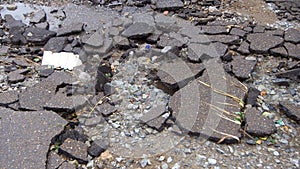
161,46 -> 173,53
216,148 -> 225,154
230,28 -> 247,37
84,31 -> 104,47
88,141 -> 106,157
161,163 -> 168,169
246,139 -> 256,145
273,151 -> 280,156
7,4 -> 17,11
262,103 -> 270,111
208,158 -> 217,165
290,159 -> 299,168
140,158 -> 149,168
100,150 -> 113,161
13,58 -> 31,67
159,156 -> 165,161
167,157 -> 173,163
172,163 -> 180,169
196,155 -> 207,161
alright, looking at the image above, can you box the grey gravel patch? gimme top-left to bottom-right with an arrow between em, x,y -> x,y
0,108 -> 67,169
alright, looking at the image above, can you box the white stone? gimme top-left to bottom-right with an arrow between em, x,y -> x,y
161,46 -> 172,53
167,157 -> 173,163
161,162 -> 168,169
7,4 -> 17,10
208,158 -> 217,165
171,163 -> 180,169
273,151 -> 280,156
158,156 -> 165,161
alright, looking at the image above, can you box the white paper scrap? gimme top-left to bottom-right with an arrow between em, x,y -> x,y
42,51 -> 82,70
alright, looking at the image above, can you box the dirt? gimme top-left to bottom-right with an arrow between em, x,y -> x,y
223,0 -> 279,25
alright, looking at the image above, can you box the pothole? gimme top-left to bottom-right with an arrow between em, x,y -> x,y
77,45 -> 187,157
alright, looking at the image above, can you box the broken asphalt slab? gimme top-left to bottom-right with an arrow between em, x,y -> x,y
59,138 -> 88,164
169,60 -> 247,143
245,107 -> 277,137
0,108 -> 68,169
279,102 -> 300,124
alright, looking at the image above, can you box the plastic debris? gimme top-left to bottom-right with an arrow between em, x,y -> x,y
145,44 -> 151,50
42,51 -> 82,70
275,119 -> 285,126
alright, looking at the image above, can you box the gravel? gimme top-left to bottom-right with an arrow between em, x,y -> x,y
0,1 -> 299,169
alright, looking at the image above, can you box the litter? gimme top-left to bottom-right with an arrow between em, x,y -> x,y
42,51 -> 82,70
